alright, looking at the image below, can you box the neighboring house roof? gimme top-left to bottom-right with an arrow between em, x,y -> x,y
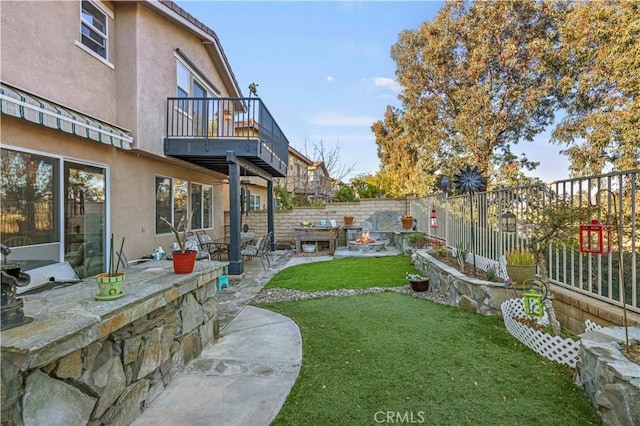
288,145 -> 314,166
152,0 -> 243,98
310,160 -> 330,177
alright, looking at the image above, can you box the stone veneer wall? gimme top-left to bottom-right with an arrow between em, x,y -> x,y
577,327 -> 640,426
1,261 -> 223,425
413,251 -> 640,330
412,251 -> 510,316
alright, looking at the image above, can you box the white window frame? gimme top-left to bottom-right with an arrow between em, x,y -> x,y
189,182 -> 214,230
76,0 -> 114,68
249,194 -> 262,211
175,61 -> 191,117
156,177 -> 215,235
175,57 -> 217,115
155,176 -> 187,235
1,145 -> 110,268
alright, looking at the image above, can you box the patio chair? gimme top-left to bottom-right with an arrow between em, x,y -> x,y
116,250 -> 154,270
256,233 -> 272,269
195,232 -> 218,259
263,231 -> 274,265
241,234 -> 269,267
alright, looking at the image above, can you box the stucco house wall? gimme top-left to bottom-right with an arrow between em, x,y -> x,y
1,1 -> 119,121
1,0 -> 235,261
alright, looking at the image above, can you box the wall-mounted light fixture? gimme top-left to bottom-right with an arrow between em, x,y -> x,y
241,179 -> 251,216
501,211 -> 517,233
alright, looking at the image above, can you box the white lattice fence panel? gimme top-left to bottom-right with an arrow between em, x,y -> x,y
452,252 -> 507,278
584,319 -> 602,333
501,298 -> 582,368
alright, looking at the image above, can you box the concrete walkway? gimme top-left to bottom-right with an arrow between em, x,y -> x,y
131,250 -> 326,426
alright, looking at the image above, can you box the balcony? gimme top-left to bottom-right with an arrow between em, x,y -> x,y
164,97 -> 289,178
290,176 -> 335,199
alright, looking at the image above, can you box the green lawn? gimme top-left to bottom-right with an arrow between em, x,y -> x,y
265,256 -> 420,291
258,257 -> 600,425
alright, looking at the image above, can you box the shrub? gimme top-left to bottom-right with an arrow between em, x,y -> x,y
334,185 -> 357,202
505,248 -> 536,265
455,242 -> 471,272
408,232 -> 428,248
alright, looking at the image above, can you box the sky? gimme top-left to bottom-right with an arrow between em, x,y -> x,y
176,1 -> 571,183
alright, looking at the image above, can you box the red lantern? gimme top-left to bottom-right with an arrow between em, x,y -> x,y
579,219 -> 610,254
430,209 -> 438,228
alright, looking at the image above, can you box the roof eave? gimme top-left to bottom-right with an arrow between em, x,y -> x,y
144,0 -> 243,98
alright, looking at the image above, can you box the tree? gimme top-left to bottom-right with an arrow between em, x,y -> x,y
274,185 -> 293,210
334,185 -> 357,202
371,106 -> 437,197
350,173 -> 385,199
551,0 -> 640,175
383,0 -> 558,186
308,139 -> 355,183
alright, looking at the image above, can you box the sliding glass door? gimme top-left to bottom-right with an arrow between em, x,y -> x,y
64,162 -> 106,278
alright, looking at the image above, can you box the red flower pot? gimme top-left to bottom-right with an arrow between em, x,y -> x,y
172,251 -> 197,274
402,216 -> 414,230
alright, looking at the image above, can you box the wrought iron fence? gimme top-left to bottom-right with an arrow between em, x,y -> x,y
410,169 -> 639,313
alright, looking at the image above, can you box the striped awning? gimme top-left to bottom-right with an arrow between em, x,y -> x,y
0,82 -> 133,149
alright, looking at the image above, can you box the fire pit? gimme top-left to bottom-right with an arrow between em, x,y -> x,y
348,231 -> 386,253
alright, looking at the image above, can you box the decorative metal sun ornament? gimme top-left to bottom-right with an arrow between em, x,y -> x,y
451,165 -> 487,275
452,166 -> 487,194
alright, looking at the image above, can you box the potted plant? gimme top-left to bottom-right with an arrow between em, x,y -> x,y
406,272 -> 430,292
401,214 -> 414,230
95,234 -> 125,300
408,232 -> 428,249
505,247 -> 537,285
344,215 -> 354,226
160,213 -> 196,274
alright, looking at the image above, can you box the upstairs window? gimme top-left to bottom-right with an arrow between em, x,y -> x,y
177,62 -> 190,98
81,1 -> 108,60
176,62 -> 190,112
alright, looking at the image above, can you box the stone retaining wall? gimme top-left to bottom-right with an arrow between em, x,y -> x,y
577,327 -> 640,425
412,251 -> 510,316
1,260 -> 224,425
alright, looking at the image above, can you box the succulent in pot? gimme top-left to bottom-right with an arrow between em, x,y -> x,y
160,213 -> 197,274
406,272 -> 429,292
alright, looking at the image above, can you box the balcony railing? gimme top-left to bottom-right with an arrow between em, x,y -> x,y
289,176 -> 334,198
166,97 -> 289,168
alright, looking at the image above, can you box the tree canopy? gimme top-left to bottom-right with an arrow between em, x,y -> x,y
373,0 -> 639,194
552,0 -> 640,175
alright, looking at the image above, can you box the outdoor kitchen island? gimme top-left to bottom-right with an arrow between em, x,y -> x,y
294,226 -> 339,254
1,259 -> 226,425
